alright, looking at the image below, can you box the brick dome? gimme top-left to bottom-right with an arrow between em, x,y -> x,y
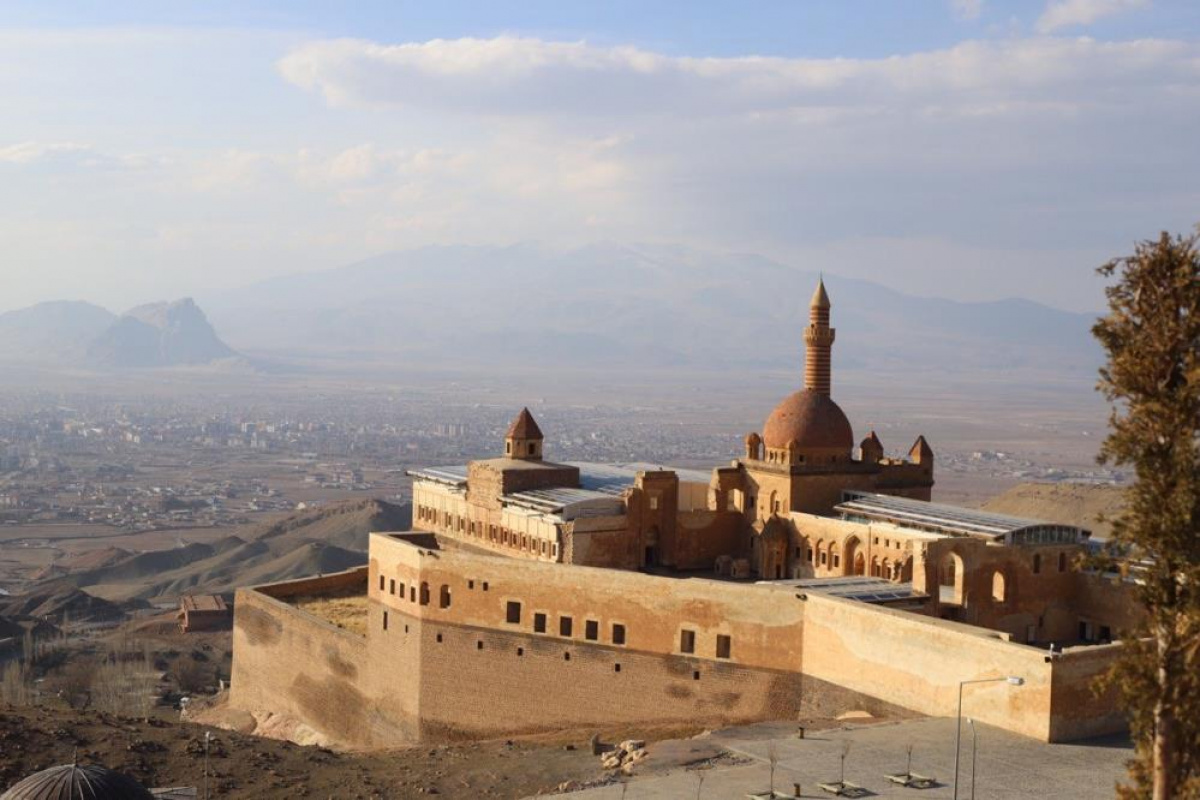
1,764 -> 154,800
762,389 -> 853,452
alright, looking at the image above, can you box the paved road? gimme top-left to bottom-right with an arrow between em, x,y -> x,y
555,717 -> 1132,799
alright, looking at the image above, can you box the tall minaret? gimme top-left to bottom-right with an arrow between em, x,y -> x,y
803,277 -> 835,395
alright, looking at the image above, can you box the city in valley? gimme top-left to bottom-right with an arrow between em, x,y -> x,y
1,2 -> 1196,799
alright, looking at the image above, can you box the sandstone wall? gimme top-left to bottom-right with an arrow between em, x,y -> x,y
669,509 -> 744,570
230,569 -> 417,748
232,534 -> 1129,749
799,591 -> 1056,739
1048,642 -> 1127,741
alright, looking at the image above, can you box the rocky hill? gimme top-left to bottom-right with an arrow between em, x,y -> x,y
0,297 -> 240,369
44,498 -> 411,602
982,482 -> 1126,540
86,297 -> 237,368
0,583 -> 133,625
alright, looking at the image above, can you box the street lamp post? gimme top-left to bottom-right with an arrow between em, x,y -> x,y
967,718 -> 977,800
953,676 -> 1023,800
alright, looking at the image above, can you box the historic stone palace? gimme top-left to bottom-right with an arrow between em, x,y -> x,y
229,280 -> 1138,749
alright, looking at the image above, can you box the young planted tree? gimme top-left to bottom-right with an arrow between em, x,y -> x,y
1092,230 -> 1200,799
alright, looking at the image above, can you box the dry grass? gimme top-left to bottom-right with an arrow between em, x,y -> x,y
291,590 -> 368,636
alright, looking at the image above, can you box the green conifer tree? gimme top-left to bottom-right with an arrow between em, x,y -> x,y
1093,230 -> 1200,799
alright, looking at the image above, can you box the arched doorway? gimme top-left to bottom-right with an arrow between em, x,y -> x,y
844,536 -> 863,577
644,525 -> 660,567
938,551 -> 965,606
759,518 -> 788,579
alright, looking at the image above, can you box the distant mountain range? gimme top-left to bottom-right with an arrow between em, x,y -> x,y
0,297 -> 240,368
200,242 -> 1102,376
0,243 -> 1103,377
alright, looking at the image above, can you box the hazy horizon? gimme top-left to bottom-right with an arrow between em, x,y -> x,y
0,240 -> 1117,317
3,0 -> 1199,315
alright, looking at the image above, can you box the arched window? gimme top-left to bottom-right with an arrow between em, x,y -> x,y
992,571 -> 1007,603
439,584 -> 451,609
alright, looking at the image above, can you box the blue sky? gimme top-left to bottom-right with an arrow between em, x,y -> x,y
1,0 -> 1198,313
7,1 -> 1200,56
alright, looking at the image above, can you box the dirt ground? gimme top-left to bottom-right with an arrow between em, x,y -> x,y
0,702 -> 619,798
0,695 -> 902,799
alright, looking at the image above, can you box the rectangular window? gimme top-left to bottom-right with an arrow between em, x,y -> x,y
379,575 -> 385,591
716,634 -> 731,659
612,623 -> 626,645
680,629 -> 696,654
649,496 -> 659,510
389,579 -> 395,595
383,611 -> 388,631
534,612 -> 547,633
398,582 -> 405,599
506,601 -> 522,624
560,616 -> 573,637
585,620 -> 599,641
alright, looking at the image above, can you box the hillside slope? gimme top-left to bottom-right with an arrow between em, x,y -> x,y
982,482 -> 1125,540
52,498 -> 411,602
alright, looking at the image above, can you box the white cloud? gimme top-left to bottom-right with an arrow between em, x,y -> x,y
0,141 -> 152,169
278,35 -> 1198,120
951,0 -> 985,20
1036,0 -> 1150,33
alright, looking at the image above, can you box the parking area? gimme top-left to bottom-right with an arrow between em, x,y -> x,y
557,717 -> 1132,799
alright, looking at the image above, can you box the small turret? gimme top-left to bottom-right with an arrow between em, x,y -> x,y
908,435 -> 933,466
744,431 -> 762,460
860,431 -> 884,464
504,408 -> 544,461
